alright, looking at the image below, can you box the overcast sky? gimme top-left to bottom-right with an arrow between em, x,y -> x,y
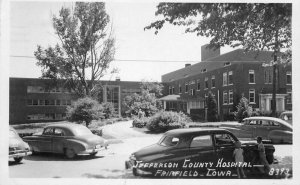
9,1 -> 242,82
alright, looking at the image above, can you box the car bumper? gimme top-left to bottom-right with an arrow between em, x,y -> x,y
9,151 -> 32,158
77,146 -> 107,155
125,160 -> 152,176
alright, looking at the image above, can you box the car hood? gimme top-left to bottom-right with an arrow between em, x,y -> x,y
9,137 -> 29,149
133,143 -> 171,159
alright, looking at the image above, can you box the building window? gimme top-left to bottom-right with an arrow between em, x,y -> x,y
56,100 -> 61,106
286,71 -> 292,85
223,91 -> 228,104
185,83 -> 188,93
27,99 -> 33,106
224,62 -> 231,67
190,89 -> 195,96
287,89 -> 292,104
264,69 -> 273,84
229,90 -> 233,104
228,71 -> 233,85
32,99 -> 38,106
205,77 -> 209,89
249,70 -> 255,84
197,80 -> 201,91
169,86 -> 172,95
249,89 -> 255,103
172,86 -> 175,94
39,100 -> 45,106
223,72 -> 227,86
211,76 -> 215,88
179,84 -> 182,94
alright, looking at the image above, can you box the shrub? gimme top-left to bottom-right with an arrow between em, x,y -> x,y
67,97 -> 104,127
146,111 -> 191,132
234,96 -> 253,122
206,91 -> 218,122
132,117 -> 149,128
101,102 -> 116,119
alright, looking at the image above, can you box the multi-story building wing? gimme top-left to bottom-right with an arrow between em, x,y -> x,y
9,78 -> 141,124
160,47 -> 292,121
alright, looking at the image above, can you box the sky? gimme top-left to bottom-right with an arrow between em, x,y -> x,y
9,1 -> 236,82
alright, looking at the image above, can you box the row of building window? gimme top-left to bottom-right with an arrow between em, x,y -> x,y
27,113 -> 67,120
27,86 -> 74,94
27,99 -> 72,106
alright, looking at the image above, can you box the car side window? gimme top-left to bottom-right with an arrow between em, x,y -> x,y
190,135 -> 212,148
214,134 -> 235,146
54,128 -> 65,136
43,128 -> 54,135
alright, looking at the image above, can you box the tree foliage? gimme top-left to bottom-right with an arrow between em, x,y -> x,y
206,91 -> 218,122
146,3 -> 291,52
34,2 -> 115,97
123,81 -> 163,117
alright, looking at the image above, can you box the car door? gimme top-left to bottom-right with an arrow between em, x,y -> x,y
51,128 -> 66,154
37,127 -> 54,152
188,134 -> 217,172
240,119 -> 257,139
214,133 -> 236,164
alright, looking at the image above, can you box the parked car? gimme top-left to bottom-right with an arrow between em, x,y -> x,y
125,128 -> 275,177
279,111 -> 292,125
9,126 -> 32,163
23,123 -> 108,159
221,117 -> 292,144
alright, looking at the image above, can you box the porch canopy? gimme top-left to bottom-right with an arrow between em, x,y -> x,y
159,94 -> 180,101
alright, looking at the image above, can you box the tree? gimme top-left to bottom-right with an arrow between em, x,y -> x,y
67,97 -> 104,127
123,81 -> 163,117
146,3 -> 292,117
234,96 -> 253,123
34,2 -> 115,97
206,91 -> 218,122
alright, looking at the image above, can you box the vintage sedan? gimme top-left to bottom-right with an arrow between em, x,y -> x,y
125,128 -> 275,177
9,126 -> 32,163
221,117 -> 292,144
23,123 -> 108,159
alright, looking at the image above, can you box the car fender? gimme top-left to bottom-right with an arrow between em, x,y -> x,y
63,139 -> 88,153
268,130 -> 292,143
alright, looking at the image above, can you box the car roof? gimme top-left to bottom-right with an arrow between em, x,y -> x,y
46,123 -> 85,130
165,127 -> 230,136
243,116 -> 292,129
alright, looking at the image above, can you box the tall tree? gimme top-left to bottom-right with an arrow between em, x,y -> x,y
34,2 -> 115,97
146,3 -> 292,116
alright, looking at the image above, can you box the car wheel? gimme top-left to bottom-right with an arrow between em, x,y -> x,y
14,157 -> 23,163
65,148 -> 76,159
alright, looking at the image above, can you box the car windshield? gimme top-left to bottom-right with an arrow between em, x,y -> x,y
158,135 -> 180,147
72,126 -> 92,136
9,130 -> 18,138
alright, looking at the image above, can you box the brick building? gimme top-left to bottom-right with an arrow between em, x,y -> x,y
160,47 -> 292,121
9,78 -> 141,124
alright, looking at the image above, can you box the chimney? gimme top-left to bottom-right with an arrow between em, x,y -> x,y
201,44 -> 220,61
115,77 -> 120,81
185,63 -> 191,68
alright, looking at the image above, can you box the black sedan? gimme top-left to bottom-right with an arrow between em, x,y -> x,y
125,128 -> 275,178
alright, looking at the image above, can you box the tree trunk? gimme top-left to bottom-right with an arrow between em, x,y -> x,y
271,62 -> 277,117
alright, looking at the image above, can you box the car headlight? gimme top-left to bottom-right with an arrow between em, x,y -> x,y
129,154 -> 136,161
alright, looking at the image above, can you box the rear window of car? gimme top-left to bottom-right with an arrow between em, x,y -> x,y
158,136 -> 180,147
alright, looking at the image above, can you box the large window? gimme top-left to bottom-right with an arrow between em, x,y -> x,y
249,89 -> 255,103
223,72 -> 228,86
249,70 -> 255,84
179,84 -> 182,94
229,90 -> 233,104
228,71 -> 233,85
211,75 -> 215,88
169,86 -> 172,95
286,71 -> 292,85
197,80 -> 201,91
205,77 -> 209,89
287,89 -> 292,104
223,91 -> 228,104
190,135 -> 212,148
264,69 -> 273,84
185,83 -> 189,93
